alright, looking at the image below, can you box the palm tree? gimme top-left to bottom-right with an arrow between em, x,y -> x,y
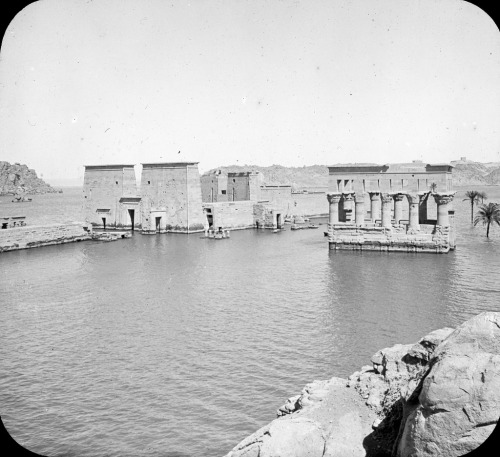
474,203 -> 500,238
463,190 -> 480,224
477,191 -> 487,203
429,182 -> 437,193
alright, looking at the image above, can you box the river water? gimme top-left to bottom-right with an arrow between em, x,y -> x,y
1,186 -> 499,456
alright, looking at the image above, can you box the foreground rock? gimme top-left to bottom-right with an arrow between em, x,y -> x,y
224,312 -> 500,457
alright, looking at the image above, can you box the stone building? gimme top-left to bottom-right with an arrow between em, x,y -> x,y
326,162 -> 456,253
83,164 -> 140,230
84,162 -> 206,234
200,169 -> 228,203
140,162 -> 206,234
226,171 -> 263,201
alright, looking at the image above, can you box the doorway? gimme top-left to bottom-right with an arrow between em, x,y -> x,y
102,217 -> 106,230
207,214 -> 214,228
128,209 -> 135,231
155,217 -> 161,233
276,213 -> 282,229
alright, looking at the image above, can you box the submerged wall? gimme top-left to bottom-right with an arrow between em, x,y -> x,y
203,201 -> 255,230
0,222 -> 92,252
327,224 -> 453,253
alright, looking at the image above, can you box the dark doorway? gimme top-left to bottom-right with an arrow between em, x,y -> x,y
128,209 -> 135,231
207,214 -> 213,228
102,217 -> 106,230
276,213 -> 282,229
155,217 -> 161,233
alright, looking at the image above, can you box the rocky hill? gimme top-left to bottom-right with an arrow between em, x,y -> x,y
0,161 -> 60,195
450,160 -> 500,186
204,161 -> 500,188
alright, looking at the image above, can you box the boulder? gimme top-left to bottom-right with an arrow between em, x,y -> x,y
397,312 -> 500,456
224,314 -> 499,457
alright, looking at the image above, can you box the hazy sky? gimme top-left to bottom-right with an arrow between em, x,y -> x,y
1,0 -> 499,184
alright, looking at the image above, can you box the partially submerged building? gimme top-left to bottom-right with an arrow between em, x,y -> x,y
200,170 -> 328,230
326,162 -> 456,253
84,162 -> 205,234
83,164 -> 140,230
140,162 -> 205,234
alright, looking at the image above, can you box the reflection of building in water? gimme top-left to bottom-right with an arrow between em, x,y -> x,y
326,162 -> 456,253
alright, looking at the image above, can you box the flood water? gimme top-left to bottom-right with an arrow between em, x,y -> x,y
1,186 -> 499,456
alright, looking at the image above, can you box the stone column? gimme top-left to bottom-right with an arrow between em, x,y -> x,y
326,193 -> 342,225
381,193 -> 393,228
368,192 -> 381,222
433,193 -> 455,226
343,192 -> 354,211
393,193 -> 405,224
418,192 -> 429,224
343,192 -> 354,223
406,193 -> 420,231
354,193 -> 366,225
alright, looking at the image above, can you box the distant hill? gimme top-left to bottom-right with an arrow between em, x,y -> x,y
0,161 -> 60,195
204,161 -> 500,188
203,164 -> 329,189
450,160 -> 500,186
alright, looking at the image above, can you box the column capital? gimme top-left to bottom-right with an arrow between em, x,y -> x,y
433,192 -> 455,205
343,192 -> 354,201
406,193 -> 420,204
393,193 -> 405,202
327,192 -> 342,203
381,193 -> 393,204
368,191 -> 381,200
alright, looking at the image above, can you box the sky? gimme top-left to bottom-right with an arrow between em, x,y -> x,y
0,0 -> 499,185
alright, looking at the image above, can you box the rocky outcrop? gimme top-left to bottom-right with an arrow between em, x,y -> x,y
225,313 -> 500,457
397,313 -> 500,456
0,161 -> 59,195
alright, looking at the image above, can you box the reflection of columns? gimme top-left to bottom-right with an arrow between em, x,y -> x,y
381,193 -> 393,228
433,193 -> 455,226
354,193 -> 366,225
393,193 -> 405,224
419,192 -> 429,224
407,193 -> 420,231
327,193 -> 342,225
368,192 -> 381,222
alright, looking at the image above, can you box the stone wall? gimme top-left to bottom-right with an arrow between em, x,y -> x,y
226,172 -> 263,202
0,222 -> 92,252
140,163 -> 205,234
203,201 -> 255,230
200,170 -> 228,203
328,224 -> 452,253
293,191 -> 328,217
83,165 -> 138,229
328,164 -> 453,194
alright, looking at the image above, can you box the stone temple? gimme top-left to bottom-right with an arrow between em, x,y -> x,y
83,162 -> 205,234
83,162 -> 328,233
326,161 -> 456,253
